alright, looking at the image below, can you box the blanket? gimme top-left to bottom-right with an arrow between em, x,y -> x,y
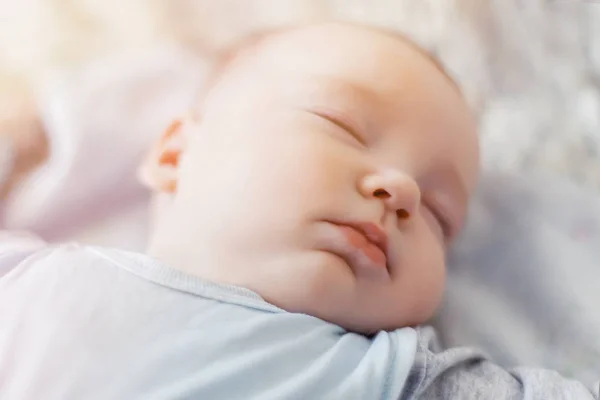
440,171 -> 600,386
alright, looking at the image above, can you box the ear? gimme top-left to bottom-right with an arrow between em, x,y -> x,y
138,117 -> 188,193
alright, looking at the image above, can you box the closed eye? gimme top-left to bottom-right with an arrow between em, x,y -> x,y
311,109 -> 367,147
423,201 -> 452,240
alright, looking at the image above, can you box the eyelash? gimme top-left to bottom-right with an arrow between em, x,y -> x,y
312,110 -> 366,146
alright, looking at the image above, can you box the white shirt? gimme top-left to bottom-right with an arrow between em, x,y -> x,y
0,233 -> 416,399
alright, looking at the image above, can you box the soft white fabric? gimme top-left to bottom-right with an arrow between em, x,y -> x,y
0,237 -> 419,400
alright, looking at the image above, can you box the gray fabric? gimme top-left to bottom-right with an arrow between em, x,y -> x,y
406,327 -> 599,399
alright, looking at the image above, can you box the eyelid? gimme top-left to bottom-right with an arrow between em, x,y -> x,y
310,108 -> 367,146
424,200 -> 453,239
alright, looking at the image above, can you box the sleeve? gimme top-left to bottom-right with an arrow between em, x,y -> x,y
0,231 -> 47,278
401,326 -> 600,400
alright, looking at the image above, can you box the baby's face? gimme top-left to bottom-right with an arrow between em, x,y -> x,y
148,23 -> 479,333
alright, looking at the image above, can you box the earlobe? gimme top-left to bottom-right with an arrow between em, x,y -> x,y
138,117 -> 188,194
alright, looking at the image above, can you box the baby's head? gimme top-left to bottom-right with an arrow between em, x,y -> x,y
141,22 -> 479,334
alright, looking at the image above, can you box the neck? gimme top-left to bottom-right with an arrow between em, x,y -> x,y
146,208 -> 250,288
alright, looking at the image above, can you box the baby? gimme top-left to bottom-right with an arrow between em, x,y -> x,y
0,22 -> 598,399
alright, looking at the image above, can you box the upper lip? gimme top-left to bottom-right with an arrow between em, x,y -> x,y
334,221 -> 389,259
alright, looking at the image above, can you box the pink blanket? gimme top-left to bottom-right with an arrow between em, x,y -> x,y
2,46 -> 208,250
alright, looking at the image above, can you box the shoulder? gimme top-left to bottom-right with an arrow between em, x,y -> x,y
0,231 -> 56,278
0,237 -> 135,288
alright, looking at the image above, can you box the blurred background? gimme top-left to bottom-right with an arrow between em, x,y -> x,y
2,0 -> 600,386
1,0 -> 600,246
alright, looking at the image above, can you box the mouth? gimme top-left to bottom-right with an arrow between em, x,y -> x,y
324,220 -> 389,273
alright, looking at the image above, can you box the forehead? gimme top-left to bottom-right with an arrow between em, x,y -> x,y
244,24 -> 453,97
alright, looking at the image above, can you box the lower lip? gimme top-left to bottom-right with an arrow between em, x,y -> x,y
336,225 -> 387,270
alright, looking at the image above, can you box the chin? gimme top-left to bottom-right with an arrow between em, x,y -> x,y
329,313 -> 404,335
339,304 -> 439,335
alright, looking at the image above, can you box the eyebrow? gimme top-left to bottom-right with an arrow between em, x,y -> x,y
301,77 -> 380,106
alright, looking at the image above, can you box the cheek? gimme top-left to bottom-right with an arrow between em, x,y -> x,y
415,221 -> 446,281
399,222 -> 447,318
239,139 -> 347,215
178,121 -> 359,235
417,241 -> 446,317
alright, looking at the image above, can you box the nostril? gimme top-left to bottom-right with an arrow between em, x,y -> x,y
373,188 -> 390,198
396,209 -> 410,220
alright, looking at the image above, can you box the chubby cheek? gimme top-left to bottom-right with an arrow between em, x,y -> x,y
398,228 -> 447,323
237,127 -> 358,216
417,249 -> 446,320
182,118 -> 358,246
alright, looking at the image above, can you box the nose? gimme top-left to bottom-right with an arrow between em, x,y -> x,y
359,170 -> 421,221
